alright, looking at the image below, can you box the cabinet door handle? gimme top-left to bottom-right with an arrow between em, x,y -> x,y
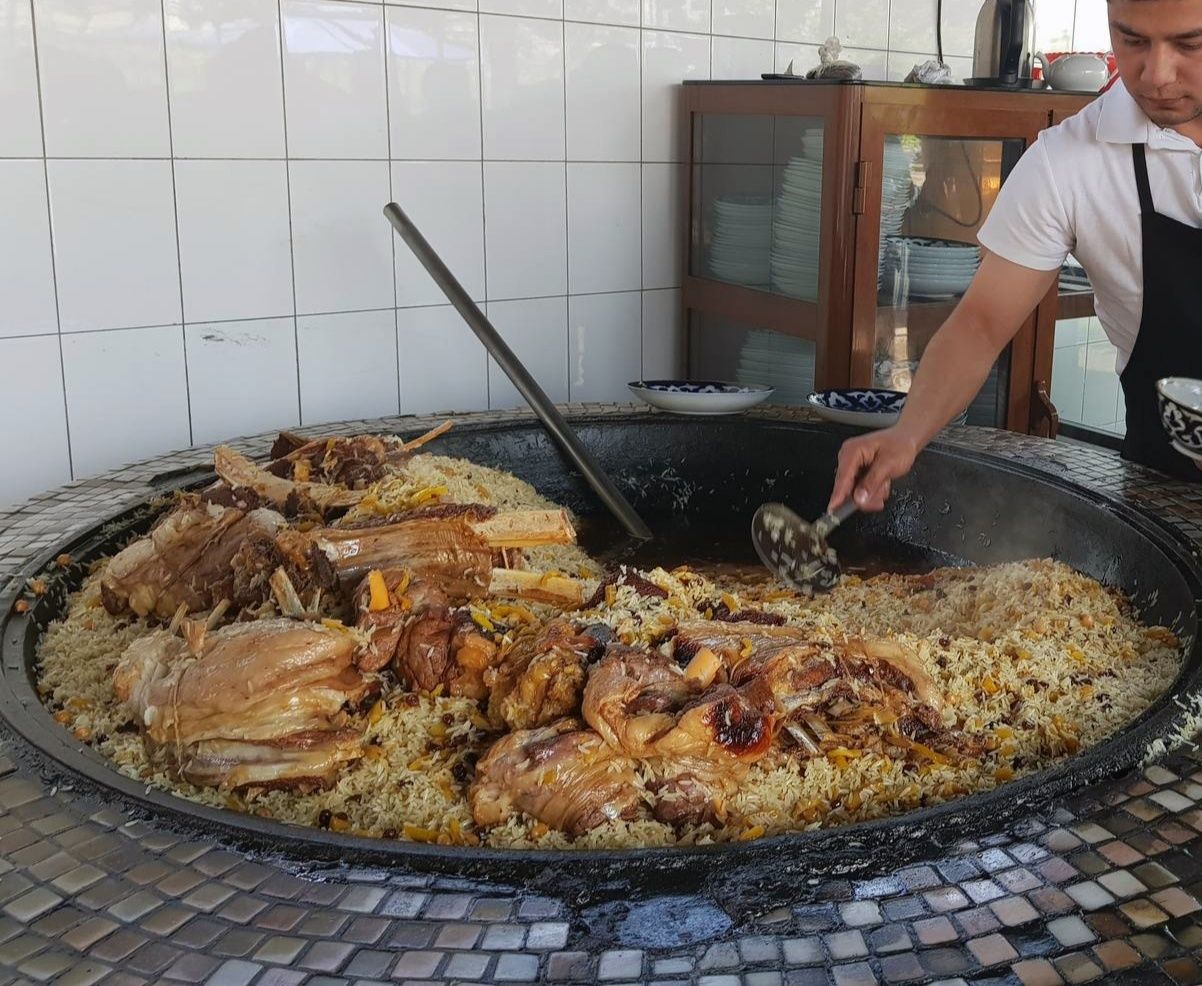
1032,379 -> 1060,439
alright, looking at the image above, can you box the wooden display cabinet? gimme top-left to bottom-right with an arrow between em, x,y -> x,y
680,80 -> 1094,434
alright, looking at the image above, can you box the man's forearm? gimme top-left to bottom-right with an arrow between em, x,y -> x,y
894,310 -> 1005,449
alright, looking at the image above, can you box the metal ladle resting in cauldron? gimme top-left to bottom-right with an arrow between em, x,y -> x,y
751,500 -> 858,593
383,202 -> 651,541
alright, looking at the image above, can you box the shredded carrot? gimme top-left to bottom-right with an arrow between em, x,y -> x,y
367,570 -> 390,611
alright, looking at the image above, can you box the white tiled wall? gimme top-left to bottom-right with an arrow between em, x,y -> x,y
1051,316 -> 1127,437
0,0 -> 1110,508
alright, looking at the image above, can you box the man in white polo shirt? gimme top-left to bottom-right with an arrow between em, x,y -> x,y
831,0 -> 1202,513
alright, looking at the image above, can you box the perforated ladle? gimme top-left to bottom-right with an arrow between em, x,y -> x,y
751,500 -> 858,593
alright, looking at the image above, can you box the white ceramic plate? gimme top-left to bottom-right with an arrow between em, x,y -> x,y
628,380 -> 774,415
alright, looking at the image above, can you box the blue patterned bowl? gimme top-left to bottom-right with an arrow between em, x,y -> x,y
807,388 -> 908,429
1156,377 -> 1202,462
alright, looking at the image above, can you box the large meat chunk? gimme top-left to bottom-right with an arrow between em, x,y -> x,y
113,618 -> 372,790
485,620 -> 603,730
180,731 -> 364,791
582,646 -> 774,763
469,718 -> 644,835
645,755 -> 744,828
670,621 -> 958,758
361,578 -> 500,697
101,498 -> 286,620
283,504 -> 575,592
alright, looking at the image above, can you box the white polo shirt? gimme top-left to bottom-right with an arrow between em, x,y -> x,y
976,79 -> 1202,372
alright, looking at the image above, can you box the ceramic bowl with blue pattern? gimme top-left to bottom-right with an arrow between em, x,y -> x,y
628,380 -> 774,415
807,388 -> 908,429
1157,377 -> 1202,463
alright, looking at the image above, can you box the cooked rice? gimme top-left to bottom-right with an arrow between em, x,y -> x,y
34,452 -> 1182,849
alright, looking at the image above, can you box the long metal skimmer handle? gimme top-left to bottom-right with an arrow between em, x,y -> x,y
384,202 -> 652,541
813,499 -> 858,539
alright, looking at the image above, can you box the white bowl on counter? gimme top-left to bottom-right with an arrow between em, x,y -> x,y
628,380 -> 774,415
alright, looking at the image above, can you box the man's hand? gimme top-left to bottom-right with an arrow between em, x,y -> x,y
828,427 -> 920,513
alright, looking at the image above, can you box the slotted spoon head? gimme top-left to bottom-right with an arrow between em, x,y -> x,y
751,502 -> 841,593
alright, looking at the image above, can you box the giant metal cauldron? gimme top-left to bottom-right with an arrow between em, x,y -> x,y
2,410 -> 1201,908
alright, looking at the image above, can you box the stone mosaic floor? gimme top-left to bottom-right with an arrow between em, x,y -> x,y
1,406 -> 1201,986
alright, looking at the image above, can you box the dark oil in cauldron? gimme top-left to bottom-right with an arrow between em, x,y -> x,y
579,513 -> 958,582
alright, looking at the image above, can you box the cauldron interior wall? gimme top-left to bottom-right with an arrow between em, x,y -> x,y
433,417 -> 1198,635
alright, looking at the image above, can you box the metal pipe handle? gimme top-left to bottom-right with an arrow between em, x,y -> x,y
813,500 -> 858,539
384,202 -> 652,541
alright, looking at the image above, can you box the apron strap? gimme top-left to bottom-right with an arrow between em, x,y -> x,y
1132,143 -> 1154,213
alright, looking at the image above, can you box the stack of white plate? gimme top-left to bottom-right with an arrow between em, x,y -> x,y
734,329 -> 817,405
878,137 -> 913,284
888,236 -> 981,299
1060,252 -> 1090,291
708,195 -> 771,287
770,128 -> 823,300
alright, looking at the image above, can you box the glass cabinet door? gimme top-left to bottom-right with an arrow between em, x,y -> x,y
868,134 -> 1027,427
851,97 -> 1055,430
690,114 -> 827,303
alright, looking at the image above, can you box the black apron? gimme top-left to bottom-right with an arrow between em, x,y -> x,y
1118,143 -> 1202,481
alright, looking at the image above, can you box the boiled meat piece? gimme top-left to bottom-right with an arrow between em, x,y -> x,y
469,718 -> 644,835
282,504 -> 575,591
582,646 -> 774,763
101,497 -> 286,620
485,619 -> 603,731
215,422 -> 454,518
645,755 -> 744,828
374,579 -> 500,698
178,730 -> 363,791
266,421 -> 452,488
670,622 -> 958,757
214,446 -> 364,516
113,618 -> 372,790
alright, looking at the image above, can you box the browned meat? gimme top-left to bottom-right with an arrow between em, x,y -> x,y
214,446 -> 366,516
666,622 -> 963,760
388,581 -> 500,698
582,646 -> 774,763
485,620 -> 601,730
267,422 -> 452,481
645,755 -> 744,828
113,618 -> 372,790
668,620 -> 815,666
704,599 -> 787,626
266,435 -> 405,489
582,566 -> 669,609
114,618 -> 372,746
180,730 -> 363,791
287,505 -> 574,590
101,499 -> 286,620
469,718 -> 644,835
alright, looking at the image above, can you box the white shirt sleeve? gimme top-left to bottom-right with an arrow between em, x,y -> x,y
976,134 -> 1075,272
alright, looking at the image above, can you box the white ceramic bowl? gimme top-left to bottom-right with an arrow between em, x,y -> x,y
629,380 -> 774,415
1156,377 -> 1202,453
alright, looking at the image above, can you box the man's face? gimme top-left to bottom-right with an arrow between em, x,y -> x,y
1110,0 -> 1202,134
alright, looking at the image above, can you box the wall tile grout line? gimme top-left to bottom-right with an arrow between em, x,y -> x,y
276,0 -> 305,430
476,0 -> 490,410
159,0 -> 193,448
562,13 -> 571,402
25,0 -> 73,484
381,2 -> 403,416
0,286 -> 676,346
